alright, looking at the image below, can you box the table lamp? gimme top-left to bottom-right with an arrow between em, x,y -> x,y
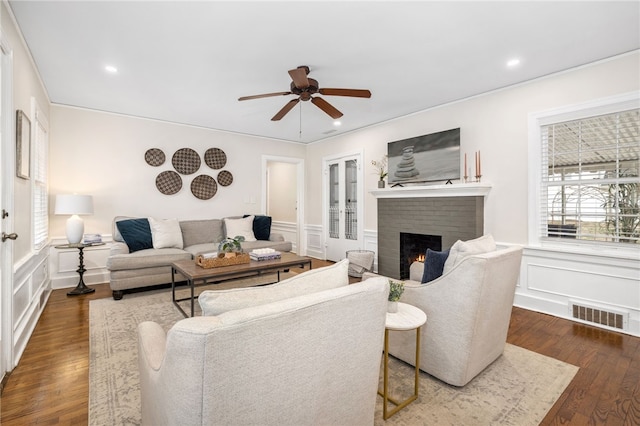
54,194 -> 94,244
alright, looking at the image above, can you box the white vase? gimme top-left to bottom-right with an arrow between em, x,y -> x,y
388,301 -> 398,313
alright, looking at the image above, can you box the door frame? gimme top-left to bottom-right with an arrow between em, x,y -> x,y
322,149 -> 364,260
261,155 -> 305,255
0,33 -> 14,379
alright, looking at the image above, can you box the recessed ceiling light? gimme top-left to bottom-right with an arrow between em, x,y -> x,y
333,120 -> 341,126
105,65 -> 118,74
507,58 -> 521,68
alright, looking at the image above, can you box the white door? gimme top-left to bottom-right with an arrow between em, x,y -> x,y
324,153 -> 363,261
0,36 -> 14,379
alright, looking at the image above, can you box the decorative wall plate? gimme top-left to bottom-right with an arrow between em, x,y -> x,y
191,175 -> 217,200
156,170 -> 182,195
217,170 -> 234,187
204,148 -> 227,170
172,148 -> 201,175
145,148 -> 165,166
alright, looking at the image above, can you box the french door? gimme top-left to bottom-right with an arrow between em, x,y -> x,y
324,152 -> 363,261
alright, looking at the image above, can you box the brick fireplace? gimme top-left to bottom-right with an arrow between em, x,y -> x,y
372,184 -> 490,279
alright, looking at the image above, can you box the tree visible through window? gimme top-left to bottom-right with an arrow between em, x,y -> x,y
541,108 -> 639,244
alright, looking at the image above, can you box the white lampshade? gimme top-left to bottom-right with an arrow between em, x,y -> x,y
55,194 -> 94,244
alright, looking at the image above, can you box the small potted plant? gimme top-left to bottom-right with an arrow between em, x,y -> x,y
217,235 -> 245,258
388,280 -> 404,313
372,155 -> 388,188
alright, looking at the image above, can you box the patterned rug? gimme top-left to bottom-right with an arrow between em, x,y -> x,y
89,283 -> 578,426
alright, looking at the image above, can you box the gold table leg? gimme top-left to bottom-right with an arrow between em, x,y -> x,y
378,326 -> 422,420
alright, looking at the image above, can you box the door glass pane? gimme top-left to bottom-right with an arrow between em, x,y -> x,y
345,159 -> 357,240
329,164 -> 339,239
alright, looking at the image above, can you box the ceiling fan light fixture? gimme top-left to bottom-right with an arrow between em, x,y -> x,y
239,65 -> 370,121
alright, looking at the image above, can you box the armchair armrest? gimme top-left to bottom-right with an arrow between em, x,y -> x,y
109,241 -> 130,256
138,321 -> 167,371
268,233 -> 285,242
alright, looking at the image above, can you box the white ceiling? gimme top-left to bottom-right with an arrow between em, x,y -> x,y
8,1 -> 640,144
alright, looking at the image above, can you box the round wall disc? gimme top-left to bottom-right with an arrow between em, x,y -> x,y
156,170 -> 182,195
191,174 -> 217,200
145,148 -> 165,166
172,148 -> 201,175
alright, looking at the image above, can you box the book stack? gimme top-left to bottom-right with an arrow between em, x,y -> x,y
250,248 -> 281,261
83,234 -> 102,244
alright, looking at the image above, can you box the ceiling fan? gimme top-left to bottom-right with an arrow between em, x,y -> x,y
238,66 -> 371,121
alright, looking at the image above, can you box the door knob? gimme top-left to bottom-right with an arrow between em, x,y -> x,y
2,232 -> 18,242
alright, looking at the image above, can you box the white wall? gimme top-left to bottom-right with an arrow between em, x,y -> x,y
306,52 -> 640,243
305,52 -> 640,336
48,106 -> 306,240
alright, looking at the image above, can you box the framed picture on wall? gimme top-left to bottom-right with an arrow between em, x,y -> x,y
16,109 -> 30,179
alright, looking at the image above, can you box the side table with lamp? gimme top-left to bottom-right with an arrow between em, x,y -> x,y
54,194 -> 99,296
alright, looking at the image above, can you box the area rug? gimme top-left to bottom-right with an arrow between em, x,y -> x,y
89,283 -> 578,426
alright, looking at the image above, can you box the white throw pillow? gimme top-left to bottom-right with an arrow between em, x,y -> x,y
443,234 -> 496,274
199,258 -> 349,316
148,217 -> 184,249
224,215 -> 256,242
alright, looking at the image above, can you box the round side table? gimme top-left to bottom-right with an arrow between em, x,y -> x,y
379,302 -> 427,420
55,242 -> 105,296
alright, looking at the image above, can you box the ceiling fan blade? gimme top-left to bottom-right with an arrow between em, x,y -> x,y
288,67 -> 310,89
271,98 -> 300,121
238,91 -> 292,101
311,97 -> 343,119
319,88 -> 372,98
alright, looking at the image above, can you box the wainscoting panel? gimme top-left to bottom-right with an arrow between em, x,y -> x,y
516,246 -> 640,337
12,249 -> 51,367
304,224 -> 324,259
270,221 -> 297,254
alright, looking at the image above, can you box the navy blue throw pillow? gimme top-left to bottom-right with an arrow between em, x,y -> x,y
116,218 -> 153,252
244,215 -> 272,240
421,249 -> 450,283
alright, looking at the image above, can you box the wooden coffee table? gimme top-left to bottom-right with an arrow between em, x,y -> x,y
171,252 -> 312,317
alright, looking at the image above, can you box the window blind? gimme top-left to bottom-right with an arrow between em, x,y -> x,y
33,112 -> 48,250
540,108 -> 640,244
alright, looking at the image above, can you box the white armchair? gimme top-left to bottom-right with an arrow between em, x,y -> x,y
138,277 -> 389,426
363,245 -> 523,386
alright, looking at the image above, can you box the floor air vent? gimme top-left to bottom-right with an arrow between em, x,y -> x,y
570,301 -> 627,330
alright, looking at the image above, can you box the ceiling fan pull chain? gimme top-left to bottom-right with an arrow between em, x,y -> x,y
299,102 -> 303,138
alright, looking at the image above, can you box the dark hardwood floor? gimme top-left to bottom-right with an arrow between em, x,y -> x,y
1,258 -> 638,425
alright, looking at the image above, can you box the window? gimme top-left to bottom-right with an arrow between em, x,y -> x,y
32,107 -> 48,250
540,108 -> 639,245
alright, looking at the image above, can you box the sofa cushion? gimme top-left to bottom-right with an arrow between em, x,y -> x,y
224,215 -> 257,241
198,258 -> 349,316
116,218 -> 153,253
106,248 -> 192,271
421,248 -> 450,283
180,219 -> 224,248
244,214 -> 272,240
443,234 -> 496,274
149,218 -> 184,249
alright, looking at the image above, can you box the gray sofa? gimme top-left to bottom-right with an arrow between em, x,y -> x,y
106,216 -> 292,300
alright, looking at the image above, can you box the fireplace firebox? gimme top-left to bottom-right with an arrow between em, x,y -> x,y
399,233 -> 442,279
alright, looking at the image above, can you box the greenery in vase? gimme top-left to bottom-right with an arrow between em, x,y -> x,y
218,235 -> 245,253
388,280 -> 404,302
371,155 -> 388,181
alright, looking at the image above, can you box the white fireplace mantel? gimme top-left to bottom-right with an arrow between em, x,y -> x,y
370,182 -> 492,199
